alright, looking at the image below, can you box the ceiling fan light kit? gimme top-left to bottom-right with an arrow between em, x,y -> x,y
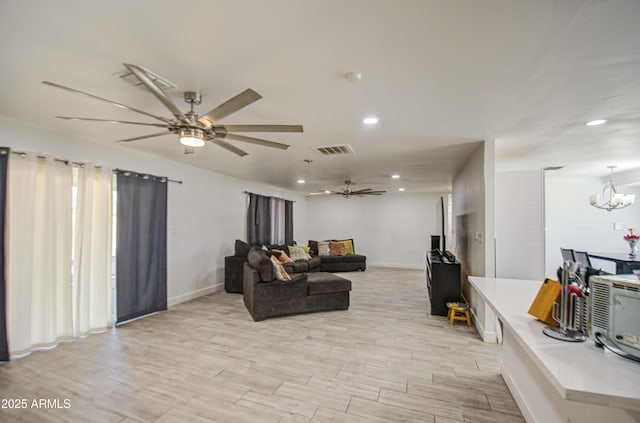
179,128 -> 205,147
43,63 -> 303,157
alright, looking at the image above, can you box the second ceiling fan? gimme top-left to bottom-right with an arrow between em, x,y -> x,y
331,180 -> 386,198
43,63 -> 303,156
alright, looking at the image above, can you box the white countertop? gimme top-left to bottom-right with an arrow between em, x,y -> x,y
468,276 -> 640,411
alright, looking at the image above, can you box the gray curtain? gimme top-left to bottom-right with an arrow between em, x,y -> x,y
0,148 -> 8,361
116,171 -> 168,324
284,200 -> 294,244
247,193 -> 271,245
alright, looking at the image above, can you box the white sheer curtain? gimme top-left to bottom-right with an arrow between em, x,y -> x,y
269,198 -> 286,245
7,154 -> 74,355
73,164 -> 113,335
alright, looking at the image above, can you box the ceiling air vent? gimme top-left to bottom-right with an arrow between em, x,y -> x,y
315,144 -> 355,156
113,65 -> 177,91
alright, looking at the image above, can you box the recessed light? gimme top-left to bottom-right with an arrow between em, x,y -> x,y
391,174 -> 400,179
297,179 -> 305,184
363,117 -> 379,125
398,188 -> 405,192
586,119 -> 607,126
324,190 -> 331,194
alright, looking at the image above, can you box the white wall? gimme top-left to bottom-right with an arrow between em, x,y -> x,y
495,170 -> 545,280
0,116 -> 308,306
544,173 -> 640,277
452,142 -> 495,287
305,192 -> 446,268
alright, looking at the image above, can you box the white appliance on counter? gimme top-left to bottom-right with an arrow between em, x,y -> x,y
590,274 -> 640,360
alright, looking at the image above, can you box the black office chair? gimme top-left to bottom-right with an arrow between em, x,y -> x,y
560,248 -> 575,262
573,251 -> 592,268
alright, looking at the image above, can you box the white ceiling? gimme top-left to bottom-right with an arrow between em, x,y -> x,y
1,0 -> 639,194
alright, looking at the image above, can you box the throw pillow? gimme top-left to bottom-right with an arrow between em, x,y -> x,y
329,241 -> 346,256
288,245 -> 307,261
270,255 -> 291,281
234,239 -> 252,257
340,239 -> 355,255
308,240 -> 319,255
318,241 -> 330,256
298,245 -> 312,259
272,249 -> 294,263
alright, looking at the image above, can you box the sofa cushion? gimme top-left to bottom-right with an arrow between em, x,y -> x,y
306,256 -> 321,270
234,239 -> 252,257
283,260 -> 308,274
320,253 -> 366,263
307,272 -> 352,295
270,255 -> 291,280
248,247 -> 275,282
308,240 -> 319,255
329,241 -> 345,256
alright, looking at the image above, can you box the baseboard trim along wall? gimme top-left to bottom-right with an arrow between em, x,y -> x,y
368,262 -> 424,270
168,284 -> 224,308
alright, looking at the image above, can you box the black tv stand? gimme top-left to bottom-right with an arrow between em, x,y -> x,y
426,251 -> 461,316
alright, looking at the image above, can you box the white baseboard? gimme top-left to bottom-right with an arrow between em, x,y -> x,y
368,262 -> 423,270
462,292 -> 497,343
168,283 -> 224,308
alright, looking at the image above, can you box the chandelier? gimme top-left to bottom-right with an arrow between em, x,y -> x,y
589,166 -> 635,212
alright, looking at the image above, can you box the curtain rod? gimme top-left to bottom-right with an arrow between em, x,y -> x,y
9,150 -> 103,168
115,168 -> 182,184
243,191 -> 295,202
8,150 -> 182,184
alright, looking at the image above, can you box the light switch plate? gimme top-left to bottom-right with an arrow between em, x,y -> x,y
614,223 -> 626,231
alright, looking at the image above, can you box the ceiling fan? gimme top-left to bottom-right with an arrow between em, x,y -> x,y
331,180 -> 386,198
42,63 -> 303,156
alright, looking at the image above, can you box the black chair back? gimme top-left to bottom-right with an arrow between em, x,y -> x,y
573,251 -> 592,268
560,248 -> 575,262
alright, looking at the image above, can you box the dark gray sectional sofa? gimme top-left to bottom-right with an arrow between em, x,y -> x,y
225,239 -> 365,293
243,247 -> 351,321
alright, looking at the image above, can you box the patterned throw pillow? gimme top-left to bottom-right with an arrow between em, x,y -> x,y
298,245 -> 312,259
270,255 -> 291,281
272,249 -> 294,263
340,239 -> 355,255
288,245 -> 308,261
318,241 -> 330,256
329,241 -> 345,256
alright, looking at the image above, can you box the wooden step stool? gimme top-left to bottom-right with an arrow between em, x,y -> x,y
447,302 -> 471,327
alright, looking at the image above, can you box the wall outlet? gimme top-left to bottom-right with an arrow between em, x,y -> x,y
614,223 -> 626,231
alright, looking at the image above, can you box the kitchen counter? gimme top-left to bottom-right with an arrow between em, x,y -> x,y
468,276 -> 640,423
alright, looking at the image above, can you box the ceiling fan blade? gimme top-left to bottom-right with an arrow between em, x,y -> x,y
55,116 -> 168,127
220,124 -> 303,133
116,131 -> 172,142
197,89 -> 262,128
223,133 -> 289,150
209,139 -> 249,157
363,191 -> 386,195
352,188 -> 373,193
123,63 -> 190,125
42,81 -> 171,123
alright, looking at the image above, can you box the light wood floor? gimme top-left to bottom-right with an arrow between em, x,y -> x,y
0,267 -> 524,423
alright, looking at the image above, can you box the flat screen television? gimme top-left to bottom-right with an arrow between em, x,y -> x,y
435,196 -> 446,253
